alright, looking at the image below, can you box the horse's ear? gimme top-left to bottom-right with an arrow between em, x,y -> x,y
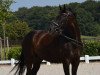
59,5 -> 62,10
63,4 -> 66,11
67,7 -> 72,11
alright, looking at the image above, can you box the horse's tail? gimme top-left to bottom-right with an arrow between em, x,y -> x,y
10,30 -> 36,75
10,47 -> 25,75
10,46 -> 25,75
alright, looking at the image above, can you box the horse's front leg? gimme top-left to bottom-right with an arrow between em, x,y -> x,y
26,63 -> 32,75
71,58 -> 80,75
63,59 -> 70,75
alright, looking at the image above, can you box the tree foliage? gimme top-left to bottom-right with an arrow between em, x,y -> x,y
0,0 -> 100,40
0,0 -> 14,38
14,6 -> 58,30
0,0 -> 14,23
13,0 -> 100,36
5,20 -> 31,40
0,0 -> 31,40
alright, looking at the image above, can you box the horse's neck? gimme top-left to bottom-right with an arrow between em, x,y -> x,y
72,22 -> 81,42
66,22 -> 81,42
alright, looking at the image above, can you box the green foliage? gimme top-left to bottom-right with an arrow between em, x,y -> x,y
5,20 -> 31,40
13,0 -> 100,36
83,41 -> 100,56
14,6 -> 58,30
0,0 -> 14,38
0,0 -> 100,41
7,47 -> 21,60
0,0 -> 14,22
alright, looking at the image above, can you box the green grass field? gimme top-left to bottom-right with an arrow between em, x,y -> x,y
81,35 -> 97,39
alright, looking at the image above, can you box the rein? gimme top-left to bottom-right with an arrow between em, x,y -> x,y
61,34 -> 83,48
50,21 -> 83,48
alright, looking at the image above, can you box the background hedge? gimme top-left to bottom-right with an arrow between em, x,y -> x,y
7,47 -> 21,60
7,41 -> 100,59
82,41 -> 100,56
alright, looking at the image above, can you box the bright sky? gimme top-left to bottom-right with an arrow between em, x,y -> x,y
10,0 -> 86,11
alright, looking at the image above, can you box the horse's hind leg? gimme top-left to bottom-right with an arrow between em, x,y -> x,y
63,59 -> 70,75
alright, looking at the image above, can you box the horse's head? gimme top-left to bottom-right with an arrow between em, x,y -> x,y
57,5 -> 76,30
54,5 -> 79,40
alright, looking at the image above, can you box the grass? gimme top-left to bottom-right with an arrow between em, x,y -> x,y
81,35 -> 99,42
81,35 -> 96,39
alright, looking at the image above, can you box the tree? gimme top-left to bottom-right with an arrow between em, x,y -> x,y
0,0 -> 14,59
5,20 -> 31,40
0,0 -> 14,23
75,8 -> 97,36
14,6 -> 58,30
13,1 -> 100,36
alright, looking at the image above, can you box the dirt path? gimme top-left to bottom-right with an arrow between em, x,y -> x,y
0,62 -> 100,75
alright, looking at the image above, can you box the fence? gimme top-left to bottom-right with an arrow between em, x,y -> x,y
0,55 -> 100,67
0,37 -> 9,60
0,58 -> 51,67
80,55 -> 100,63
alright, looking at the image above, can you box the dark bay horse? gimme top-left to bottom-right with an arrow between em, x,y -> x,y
14,5 -> 83,75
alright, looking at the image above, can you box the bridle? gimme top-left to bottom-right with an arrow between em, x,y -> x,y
49,12 -> 83,48
49,13 -> 69,32
51,21 -> 83,48
49,12 -> 72,34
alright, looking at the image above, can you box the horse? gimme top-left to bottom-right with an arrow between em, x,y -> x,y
14,5 -> 83,75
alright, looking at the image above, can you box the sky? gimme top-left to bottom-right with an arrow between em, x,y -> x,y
10,0 -> 86,11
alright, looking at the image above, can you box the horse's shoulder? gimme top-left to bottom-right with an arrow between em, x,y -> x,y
34,32 -> 56,47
